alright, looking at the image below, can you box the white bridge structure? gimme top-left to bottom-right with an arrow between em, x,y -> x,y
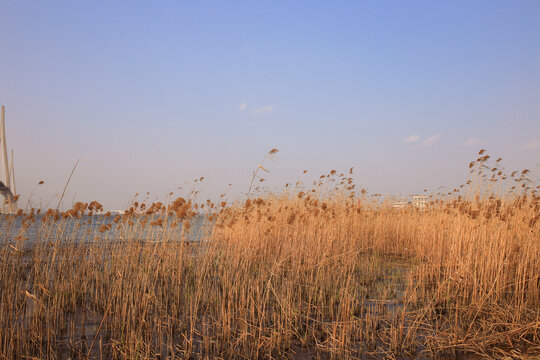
0,105 -> 18,214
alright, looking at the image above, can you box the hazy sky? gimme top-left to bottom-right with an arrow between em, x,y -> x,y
1,1 -> 539,209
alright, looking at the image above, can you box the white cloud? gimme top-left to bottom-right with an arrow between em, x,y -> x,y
463,137 -> 483,147
404,134 -> 419,143
419,134 -> 442,147
520,141 -> 540,150
252,105 -> 273,114
239,102 -> 247,111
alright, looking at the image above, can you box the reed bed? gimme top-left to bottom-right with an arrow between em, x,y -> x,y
0,151 -> 538,359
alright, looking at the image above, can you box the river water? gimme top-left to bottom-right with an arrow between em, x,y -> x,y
0,214 -> 211,247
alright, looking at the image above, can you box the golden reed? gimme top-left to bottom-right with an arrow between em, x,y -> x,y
0,150 -> 538,359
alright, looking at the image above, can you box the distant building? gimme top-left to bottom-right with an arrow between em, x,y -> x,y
392,201 -> 409,209
413,195 -> 428,209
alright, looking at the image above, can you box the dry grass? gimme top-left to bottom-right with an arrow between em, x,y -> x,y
0,151 -> 539,359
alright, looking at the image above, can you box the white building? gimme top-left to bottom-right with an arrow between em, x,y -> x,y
413,195 -> 428,209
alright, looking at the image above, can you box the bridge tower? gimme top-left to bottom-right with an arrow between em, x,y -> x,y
0,105 -> 18,213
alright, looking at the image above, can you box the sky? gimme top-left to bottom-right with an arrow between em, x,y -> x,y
1,1 -> 539,210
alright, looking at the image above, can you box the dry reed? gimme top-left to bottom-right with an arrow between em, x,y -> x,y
0,150 -> 538,359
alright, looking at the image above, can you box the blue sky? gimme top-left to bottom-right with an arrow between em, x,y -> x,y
1,1 -> 539,209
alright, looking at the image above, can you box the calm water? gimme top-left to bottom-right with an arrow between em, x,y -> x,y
0,214 -> 211,247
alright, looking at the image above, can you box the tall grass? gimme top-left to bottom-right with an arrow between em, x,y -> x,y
0,151 -> 538,359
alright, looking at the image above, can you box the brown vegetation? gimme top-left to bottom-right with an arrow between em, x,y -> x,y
0,151 -> 538,359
